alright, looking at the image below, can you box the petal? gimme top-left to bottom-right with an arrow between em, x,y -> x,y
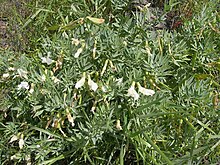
41,56 -> 53,65
71,38 -> 80,46
133,91 -> 140,100
11,155 -> 17,160
116,120 -> 122,130
139,87 -> 155,96
8,67 -> 15,71
41,57 -> 47,63
74,48 -> 83,58
86,16 -> 105,24
88,77 -> 98,92
19,138 -> 24,149
138,83 -> 155,96
90,106 -> 96,113
29,87 -> 34,94
18,82 -> 29,90
75,76 -> 86,89
9,135 -> 18,143
127,86 -> 139,100
2,73 -> 10,78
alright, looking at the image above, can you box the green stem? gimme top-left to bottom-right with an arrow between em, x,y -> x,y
143,133 -> 173,165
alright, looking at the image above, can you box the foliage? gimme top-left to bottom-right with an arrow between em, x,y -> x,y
0,0 -> 219,164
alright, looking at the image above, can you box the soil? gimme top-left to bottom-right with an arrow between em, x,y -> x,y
0,0 -> 30,50
0,19 -> 8,49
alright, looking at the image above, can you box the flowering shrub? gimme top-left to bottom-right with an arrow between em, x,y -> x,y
0,0 -> 219,164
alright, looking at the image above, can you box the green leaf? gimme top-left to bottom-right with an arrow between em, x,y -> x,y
33,110 -> 44,117
30,127 -> 63,139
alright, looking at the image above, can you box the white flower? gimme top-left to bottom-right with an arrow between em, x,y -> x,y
18,82 -> 29,90
9,135 -> 18,143
2,73 -> 10,78
91,106 -> 96,113
29,88 -> 34,94
74,47 -> 83,58
41,56 -> 53,65
71,38 -> 80,46
17,69 -> 28,79
137,83 -> 155,96
92,47 -> 96,58
88,75 -> 98,92
127,82 -> 139,100
8,67 -> 15,71
29,83 -> 35,94
145,3 -> 151,7
10,155 -> 17,160
19,138 -> 24,149
123,41 -> 127,47
116,120 -> 122,130
75,73 -> 86,89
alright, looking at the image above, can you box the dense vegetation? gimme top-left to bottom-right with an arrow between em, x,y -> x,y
0,0 -> 219,164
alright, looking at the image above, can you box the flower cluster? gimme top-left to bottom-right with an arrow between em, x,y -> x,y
127,81 -> 155,100
75,72 -> 98,92
72,38 -> 85,58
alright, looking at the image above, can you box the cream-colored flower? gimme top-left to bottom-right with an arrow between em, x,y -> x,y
145,3 -> 151,7
9,135 -> 18,143
29,83 -> 35,94
10,155 -> 17,160
41,56 -> 53,65
127,82 -> 139,100
92,47 -> 96,58
90,106 -> 96,113
71,38 -> 80,46
123,41 -> 127,47
88,75 -> 98,92
137,83 -> 155,96
18,82 -> 29,90
19,138 -> 24,149
8,67 -> 15,71
116,120 -> 122,130
2,73 -> 10,78
74,47 -> 83,58
75,73 -> 86,89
